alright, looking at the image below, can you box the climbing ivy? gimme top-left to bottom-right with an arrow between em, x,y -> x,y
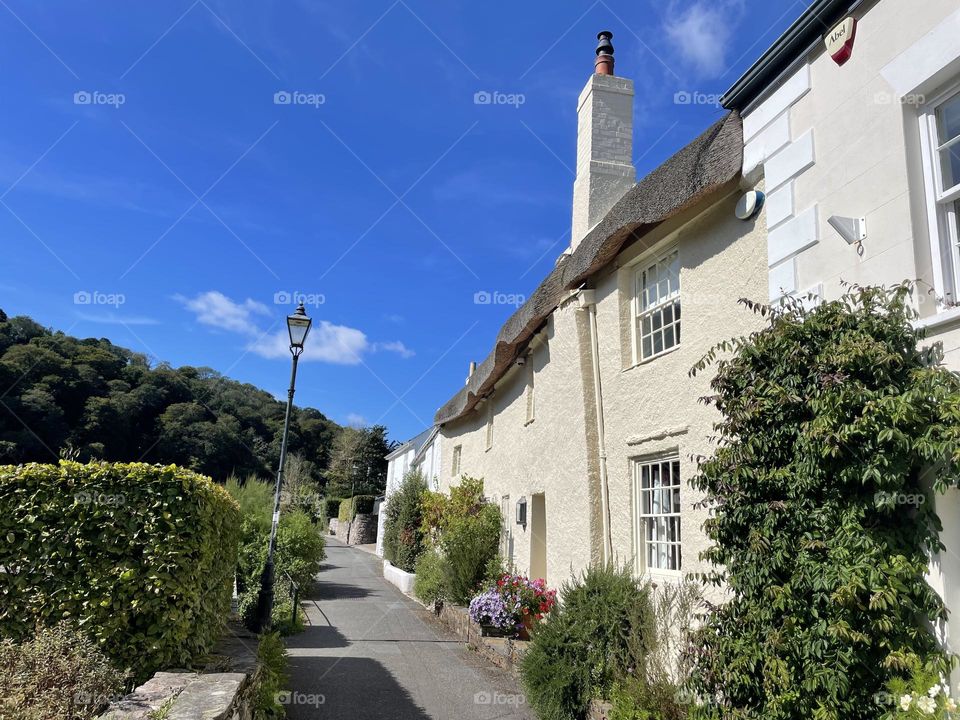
687,284 -> 960,719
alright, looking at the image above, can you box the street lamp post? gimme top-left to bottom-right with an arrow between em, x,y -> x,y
253,302 -> 312,633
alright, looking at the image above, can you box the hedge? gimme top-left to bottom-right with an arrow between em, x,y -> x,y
337,494 -> 376,523
321,497 -> 341,525
0,461 -> 241,681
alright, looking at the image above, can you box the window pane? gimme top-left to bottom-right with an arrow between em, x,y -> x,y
642,336 -> 652,358
653,332 -> 663,354
652,311 -> 662,331
663,325 -> 675,349
663,304 -> 673,324
938,92 -> 960,144
940,145 -> 960,191
642,315 -> 652,336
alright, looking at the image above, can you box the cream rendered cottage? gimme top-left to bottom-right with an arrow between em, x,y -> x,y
433,35 -> 767,588
721,0 -> 960,656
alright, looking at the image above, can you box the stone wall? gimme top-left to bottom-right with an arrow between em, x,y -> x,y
99,625 -> 259,720
435,603 -> 528,673
333,512 -> 377,545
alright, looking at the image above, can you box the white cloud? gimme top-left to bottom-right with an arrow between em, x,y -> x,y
176,291 -> 413,365
664,1 -> 745,78
248,322 -> 369,365
373,340 -> 416,359
175,291 -> 269,335
76,312 -> 159,326
345,413 -> 367,428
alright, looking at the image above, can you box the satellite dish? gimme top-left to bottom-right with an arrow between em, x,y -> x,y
736,190 -> 765,221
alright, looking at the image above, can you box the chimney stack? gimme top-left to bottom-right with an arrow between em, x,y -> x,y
570,31 -> 636,252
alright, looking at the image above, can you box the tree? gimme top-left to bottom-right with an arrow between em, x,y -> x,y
688,284 -> 960,719
323,425 -> 392,497
0,309 -> 341,480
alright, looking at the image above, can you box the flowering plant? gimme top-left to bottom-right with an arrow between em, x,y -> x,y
883,661 -> 959,718
470,573 -> 557,637
468,590 -> 514,630
495,573 -> 557,623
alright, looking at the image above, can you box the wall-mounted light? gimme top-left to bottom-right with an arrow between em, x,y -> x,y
516,497 -> 527,528
828,215 -> 867,256
735,190 -> 765,221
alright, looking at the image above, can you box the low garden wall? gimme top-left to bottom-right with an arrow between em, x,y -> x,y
383,560 -> 416,594
99,624 -> 260,720
435,603 -> 528,673
333,512 -> 377,545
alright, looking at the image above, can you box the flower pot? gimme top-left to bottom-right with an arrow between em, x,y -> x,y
517,615 -> 535,640
480,624 -> 512,638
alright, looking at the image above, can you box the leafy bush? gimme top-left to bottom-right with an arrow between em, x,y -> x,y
520,565 -> 653,720
252,631 -> 288,720
0,622 -> 128,720
229,478 -> 325,634
0,461 -> 240,681
382,470 -> 428,572
440,502 -> 501,604
337,494 -> 376,523
687,285 -> 960,719
413,549 -> 447,605
321,497 -> 341,527
609,581 -> 703,720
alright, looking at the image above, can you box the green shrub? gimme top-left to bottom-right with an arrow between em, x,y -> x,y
337,494 -> 376,523
0,461 -> 240,681
440,503 -> 501,604
413,549 -> 447,605
252,631 -> 288,720
321,497 -> 341,527
687,285 -> 960,719
228,477 -> 324,635
382,470 -> 428,572
0,621 -> 128,720
520,565 -> 654,720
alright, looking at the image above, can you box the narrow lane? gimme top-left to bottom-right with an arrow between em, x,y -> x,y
285,537 -> 533,720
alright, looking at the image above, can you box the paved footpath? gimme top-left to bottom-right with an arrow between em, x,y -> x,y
285,537 -> 534,720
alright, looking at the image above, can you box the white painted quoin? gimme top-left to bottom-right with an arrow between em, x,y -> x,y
724,0 -> 960,662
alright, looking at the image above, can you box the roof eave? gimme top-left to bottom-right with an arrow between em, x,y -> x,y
721,0 -> 864,111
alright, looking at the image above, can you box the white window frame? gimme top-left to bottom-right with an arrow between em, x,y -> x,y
631,453 -> 682,577
919,79 -> 960,305
451,444 -> 462,476
631,247 -> 681,364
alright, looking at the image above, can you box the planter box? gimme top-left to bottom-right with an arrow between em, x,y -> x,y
383,561 -> 416,594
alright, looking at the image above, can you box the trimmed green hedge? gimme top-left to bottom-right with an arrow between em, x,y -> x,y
321,497 -> 341,526
0,461 -> 241,681
337,494 -> 376,523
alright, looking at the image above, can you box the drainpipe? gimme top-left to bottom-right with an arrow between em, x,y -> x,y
578,289 -> 613,564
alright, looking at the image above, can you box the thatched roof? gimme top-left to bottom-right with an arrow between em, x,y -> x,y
435,112 -> 743,425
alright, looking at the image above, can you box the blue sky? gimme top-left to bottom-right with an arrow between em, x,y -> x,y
0,0 -> 800,443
